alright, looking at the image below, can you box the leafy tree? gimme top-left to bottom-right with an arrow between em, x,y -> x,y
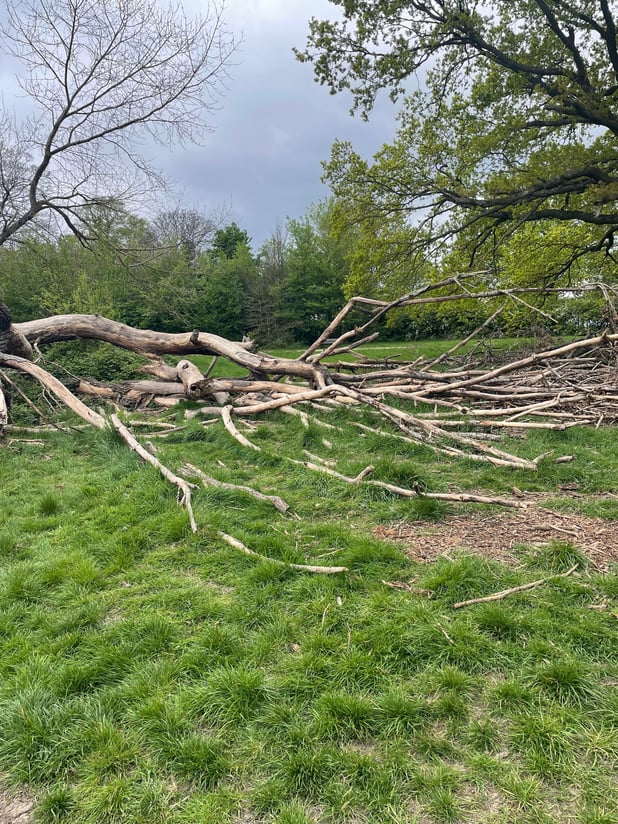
0,238 -> 75,320
211,223 -> 252,260
247,225 -> 289,343
299,1 -> 618,282
283,202 -> 349,343
195,242 -> 255,338
329,195 -> 433,301
0,0 -> 235,248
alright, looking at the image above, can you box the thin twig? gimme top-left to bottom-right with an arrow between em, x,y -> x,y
218,531 -> 348,574
452,564 -> 579,609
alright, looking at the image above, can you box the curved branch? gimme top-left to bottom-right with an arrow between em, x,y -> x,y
15,314 -> 327,384
111,413 -> 197,533
0,352 -> 106,428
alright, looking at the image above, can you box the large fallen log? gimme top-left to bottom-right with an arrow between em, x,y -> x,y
15,314 -> 328,385
4,278 -> 618,474
14,288 -> 602,561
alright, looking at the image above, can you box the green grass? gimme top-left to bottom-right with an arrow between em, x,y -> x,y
0,340 -> 617,823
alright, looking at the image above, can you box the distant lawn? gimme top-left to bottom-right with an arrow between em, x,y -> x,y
0,338 -> 616,823
190,336 -> 540,379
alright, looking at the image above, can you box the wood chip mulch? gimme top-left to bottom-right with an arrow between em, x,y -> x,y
374,496 -> 618,572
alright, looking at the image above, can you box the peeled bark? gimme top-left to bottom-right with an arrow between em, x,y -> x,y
16,314 -> 255,356
0,381 -> 7,432
15,314 -> 327,385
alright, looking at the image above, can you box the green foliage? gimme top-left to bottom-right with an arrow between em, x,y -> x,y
191,245 -> 253,339
301,1 -> 618,291
44,340 -> 144,383
0,202 -> 356,346
245,228 -> 289,343
211,222 -> 251,260
280,201 -> 349,344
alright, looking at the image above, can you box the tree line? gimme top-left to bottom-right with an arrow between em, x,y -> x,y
1,0 -> 616,348
0,202 -> 352,346
1,196 -> 610,346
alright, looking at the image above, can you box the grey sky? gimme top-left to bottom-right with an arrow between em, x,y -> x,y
158,0 -> 398,250
0,0 -> 398,250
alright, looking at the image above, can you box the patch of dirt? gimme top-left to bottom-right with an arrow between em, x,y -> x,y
374,498 -> 618,571
0,789 -> 34,824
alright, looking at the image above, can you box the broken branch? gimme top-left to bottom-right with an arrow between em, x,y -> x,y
218,531 -> 348,574
111,413 -> 198,533
452,564 -> 579,608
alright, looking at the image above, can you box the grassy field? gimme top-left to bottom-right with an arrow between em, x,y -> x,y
0,341 -> 617,823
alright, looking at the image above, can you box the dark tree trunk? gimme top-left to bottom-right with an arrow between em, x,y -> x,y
0,302 -> 34,359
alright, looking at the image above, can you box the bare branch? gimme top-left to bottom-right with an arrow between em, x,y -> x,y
0,0 -> 236,245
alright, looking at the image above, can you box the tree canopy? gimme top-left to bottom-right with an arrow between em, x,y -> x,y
298,0 -> 618,282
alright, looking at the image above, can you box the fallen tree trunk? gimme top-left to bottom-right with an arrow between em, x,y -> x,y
16,314 -> 255,357
12,287 -> 618,569
15,314 -> 328,385
4,278 -> 618,483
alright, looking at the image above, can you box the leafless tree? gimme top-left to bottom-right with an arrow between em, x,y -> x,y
152,206 -> 226,263
0,0 -> 236,247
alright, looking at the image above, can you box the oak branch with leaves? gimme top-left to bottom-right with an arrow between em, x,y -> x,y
297,0 -> 618,281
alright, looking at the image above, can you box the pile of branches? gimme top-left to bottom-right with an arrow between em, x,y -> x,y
0,277 -> 617,544
2,278 -> 618,452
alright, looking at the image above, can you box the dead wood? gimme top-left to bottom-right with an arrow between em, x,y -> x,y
182,462 -> 291,514
0,302 -> 34,360
221,405 -> 261,450
0,354 -> 106,429
15,314 -> 327,385
0,381 -> 7,432
290,458 -> 523,508
218,531 -> 348,574
176,359 -> 205,396
16,314 -> 255,357
0,369 -> 69,430
111,413 -> 198,533
4,280 -> 618,501
452,564 -> 579,608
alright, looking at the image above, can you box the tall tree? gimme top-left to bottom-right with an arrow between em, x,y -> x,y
197,242 -> 254,339
0,0 -> 235,248
247,224 -> 289,343
283,201 -> 348,344
298,1 -> 618,281
211,222 -> 252,260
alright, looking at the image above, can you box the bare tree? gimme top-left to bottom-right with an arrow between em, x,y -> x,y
152,206 -> 226,263
0,0 -> 236,247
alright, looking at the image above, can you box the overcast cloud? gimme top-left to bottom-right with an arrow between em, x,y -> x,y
158,0 -> 398,249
